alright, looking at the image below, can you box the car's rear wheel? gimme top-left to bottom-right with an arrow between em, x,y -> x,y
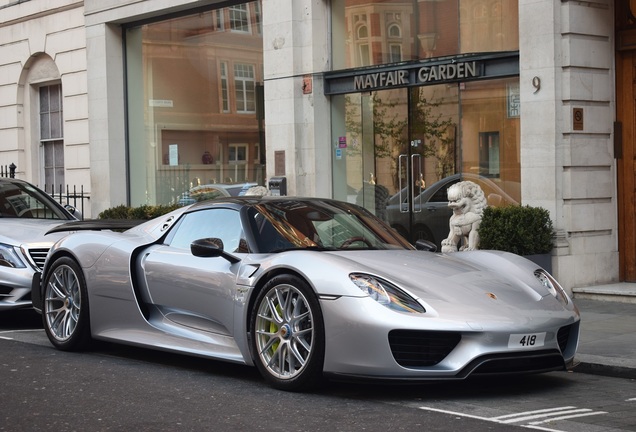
250,274 -> 325,391
42,256 -> 91,351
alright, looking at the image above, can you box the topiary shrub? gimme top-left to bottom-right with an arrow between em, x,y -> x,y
478,205 -> 554,255
98,204 -> 180,220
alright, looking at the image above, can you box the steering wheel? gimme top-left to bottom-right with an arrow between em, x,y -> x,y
339,236 -> 372,249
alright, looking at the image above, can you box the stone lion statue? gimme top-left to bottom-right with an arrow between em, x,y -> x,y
440,181 -> 487,253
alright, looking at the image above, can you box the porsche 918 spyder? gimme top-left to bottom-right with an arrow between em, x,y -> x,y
33,197 -> 579,391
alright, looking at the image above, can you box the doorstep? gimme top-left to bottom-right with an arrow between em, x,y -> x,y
572,282 -> 636,304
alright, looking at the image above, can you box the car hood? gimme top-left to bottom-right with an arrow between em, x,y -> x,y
328,249 -> 567,315
0,219 -> 68,246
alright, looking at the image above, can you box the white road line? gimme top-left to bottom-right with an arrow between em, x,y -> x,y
0,335 -> 13,340
499,408 -> 593,424
418,406 -> 491,422
492,406 -> 577,421
418,406 -> 565,432
529,411 -> 607,425
420,404 -> 607,432
627,398 -> 636,402
0,329 -> 42,334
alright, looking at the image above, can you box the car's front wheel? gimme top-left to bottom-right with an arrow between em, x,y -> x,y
42,256 -> 91,351
250,274 -> 325,391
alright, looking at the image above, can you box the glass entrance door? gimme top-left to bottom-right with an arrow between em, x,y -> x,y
333,85 -> 459,247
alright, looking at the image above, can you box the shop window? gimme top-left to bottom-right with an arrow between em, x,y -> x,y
125,1 -> 264,206
332,0 -> 518,67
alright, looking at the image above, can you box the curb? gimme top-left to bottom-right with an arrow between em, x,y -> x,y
573,354 -> 636,380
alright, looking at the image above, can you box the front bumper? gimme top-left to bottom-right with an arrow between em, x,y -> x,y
0,266 -> 37,310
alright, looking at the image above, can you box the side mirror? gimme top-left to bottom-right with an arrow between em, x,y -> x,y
415,239 -> 437,252
191,238 -> 241,264
65,204 -> 82,219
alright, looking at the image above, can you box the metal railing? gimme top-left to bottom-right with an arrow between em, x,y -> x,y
0,163 -> 16,178
42,184 -> 88,220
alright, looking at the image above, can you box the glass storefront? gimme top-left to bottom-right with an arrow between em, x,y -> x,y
125,1 -> 264,206
330,0 -> 520,247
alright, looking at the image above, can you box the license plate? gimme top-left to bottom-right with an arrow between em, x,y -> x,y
508,332 -> 546,349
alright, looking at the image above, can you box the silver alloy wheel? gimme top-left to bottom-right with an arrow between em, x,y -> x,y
254,283 -> 315,380
44,264 -> 81,342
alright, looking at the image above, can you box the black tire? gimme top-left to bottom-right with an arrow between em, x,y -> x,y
249,274 -> 325,391
42,256 -> 91,351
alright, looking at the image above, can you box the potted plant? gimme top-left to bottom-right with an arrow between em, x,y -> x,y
478,205 -> 555,272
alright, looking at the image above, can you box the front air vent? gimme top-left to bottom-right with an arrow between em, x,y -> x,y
388,330 -> 461,367
557,324 -> 572,353
27,248 -> 49,271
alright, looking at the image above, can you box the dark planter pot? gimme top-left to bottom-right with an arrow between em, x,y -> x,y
524,253 -> 552,274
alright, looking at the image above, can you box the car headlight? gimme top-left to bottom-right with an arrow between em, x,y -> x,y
350,273 -> 425,313
534,269 -> 568,305
0,243 -> 27,268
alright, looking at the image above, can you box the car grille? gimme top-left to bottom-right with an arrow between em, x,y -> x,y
27,248 -> 50,271
388,330 -> 461,367
557,324 -> 572,353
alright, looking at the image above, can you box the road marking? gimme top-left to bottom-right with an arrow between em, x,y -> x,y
492,406 -> 577,422
528,410 -> 606,425
419,405 -> 607,432
496,407 -> 600,424
0,329 -> 42,334
0,335 -> 13,340
627,398 -> 636,402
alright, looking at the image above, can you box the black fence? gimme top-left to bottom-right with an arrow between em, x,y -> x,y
1,163 -> 89,219
1,163 -> 16,178
41,184 -> 88,220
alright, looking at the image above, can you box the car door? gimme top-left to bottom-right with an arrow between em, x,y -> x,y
139,207 -> 245,336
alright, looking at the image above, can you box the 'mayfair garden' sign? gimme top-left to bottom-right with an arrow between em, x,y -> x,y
324,53 -> 519,95
353,61 -> 478,91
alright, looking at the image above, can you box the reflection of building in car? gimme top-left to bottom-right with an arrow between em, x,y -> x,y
356,182 -> 390,222
178,182 -> 258,205
386,173 -> 518,247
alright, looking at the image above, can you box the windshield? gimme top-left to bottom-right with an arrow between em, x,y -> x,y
248,200 -> 413,253
0,181 -> 71,220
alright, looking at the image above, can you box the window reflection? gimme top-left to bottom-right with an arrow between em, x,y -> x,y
333,0 -> 519,68
126,1 -> 264,206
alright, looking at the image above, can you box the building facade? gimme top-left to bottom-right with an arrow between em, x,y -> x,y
0,0 -> 626,294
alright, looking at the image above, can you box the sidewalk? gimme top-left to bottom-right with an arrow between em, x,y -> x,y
572,286 -> 636,379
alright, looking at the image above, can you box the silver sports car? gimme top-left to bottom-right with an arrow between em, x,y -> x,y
33,197 -> 580,391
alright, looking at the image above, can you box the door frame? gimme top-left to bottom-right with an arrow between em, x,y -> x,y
616,49 -> 636,281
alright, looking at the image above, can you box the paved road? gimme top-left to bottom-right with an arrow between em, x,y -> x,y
1,310 -> 635,432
